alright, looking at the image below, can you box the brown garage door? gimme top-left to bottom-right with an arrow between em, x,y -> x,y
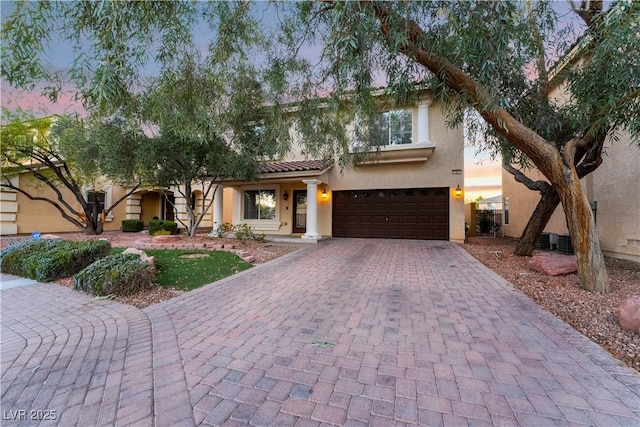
332,187 -> 449,240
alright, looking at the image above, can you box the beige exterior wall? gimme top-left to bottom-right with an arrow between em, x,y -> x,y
227,99 -> 466,242
589,134 -> 640,261
6,173 -> 128,235
0,176 -> 19,235
140,192 -> 162,225
502,134 -> 640,262
172,184 -> 214,231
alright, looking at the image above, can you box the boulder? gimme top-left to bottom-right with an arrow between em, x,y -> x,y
618,297 -> 640,334
151,235 -> 182,244
529,252 -> 578,276
123,247 -> 155,267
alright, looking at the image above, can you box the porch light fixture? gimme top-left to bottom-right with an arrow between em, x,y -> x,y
455,185 -> 462,198
321,187 -> 328,199
283,190 -> 289,201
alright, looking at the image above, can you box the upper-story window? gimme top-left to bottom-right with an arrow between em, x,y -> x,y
370,109 -> 413,147
244,189 -> 276,220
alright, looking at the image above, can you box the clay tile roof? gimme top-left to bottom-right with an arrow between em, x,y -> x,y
257,160 -> 331,174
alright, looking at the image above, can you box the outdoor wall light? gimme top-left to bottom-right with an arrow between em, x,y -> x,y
283,190 -> 289,201
455,184 -> 462,198
321,187 -> 328,199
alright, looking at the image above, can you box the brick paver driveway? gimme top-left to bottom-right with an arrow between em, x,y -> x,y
1,239 -> 639,426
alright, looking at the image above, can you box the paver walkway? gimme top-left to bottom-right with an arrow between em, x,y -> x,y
1,239 -> 639,426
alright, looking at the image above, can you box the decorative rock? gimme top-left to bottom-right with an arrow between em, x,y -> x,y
123,247 -> 155,267
529,252 -> 578,276
152,235 -> 182,244
618,297 -> 640,333
242,256 -> 256,263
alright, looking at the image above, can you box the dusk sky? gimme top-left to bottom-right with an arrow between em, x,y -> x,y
1,1 -> 587,201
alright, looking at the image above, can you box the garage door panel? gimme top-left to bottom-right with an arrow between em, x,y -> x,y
388,215 -> 402,225
403,216 -> 417,225
332,187 -> 449,240
402,229 -> 418,238
387,203 -> 402,212
434,215 -> 448,224
401,202 -> 417,212
418,216 -> 433,224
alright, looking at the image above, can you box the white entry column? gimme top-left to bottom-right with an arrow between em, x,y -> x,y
302,179 -> 321,239
213,184 -> 224,231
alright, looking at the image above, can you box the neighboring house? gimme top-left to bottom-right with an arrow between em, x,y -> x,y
0,177 -> 212,235
476,195 -> 503,211
0,172 -> 130,235
0,115 -> 133,235
2,94 -> 465,242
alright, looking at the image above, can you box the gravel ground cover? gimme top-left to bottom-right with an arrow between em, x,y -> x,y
463,236 -> 640,373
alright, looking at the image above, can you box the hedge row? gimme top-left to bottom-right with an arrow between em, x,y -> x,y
149,219 -> 178,235
0,239 -> 111,282
122,220 -> 144,232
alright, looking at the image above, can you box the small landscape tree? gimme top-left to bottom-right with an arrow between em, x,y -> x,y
0,111 -> 145,235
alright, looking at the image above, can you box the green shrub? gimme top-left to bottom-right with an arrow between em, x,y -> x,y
122,220 -> 144,233
0,239 -> 111,282
213,222 -> 234,238
73,253 -> 155,296
232,223 -> 265,243
233,223 -> 253,243
149,219 -> 178,236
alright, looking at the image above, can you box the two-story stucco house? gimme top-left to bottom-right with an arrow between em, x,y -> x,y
2,94 -> 466,242
206,96 -> 465,243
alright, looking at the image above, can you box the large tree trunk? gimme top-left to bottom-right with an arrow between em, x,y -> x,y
507,136 -> 605,257
84,216 -> 104,235
556,169 -> 609,292
514,188 -> 561,256
85,223 -> 99,235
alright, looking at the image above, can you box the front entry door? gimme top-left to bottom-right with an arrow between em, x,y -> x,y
292,190 -> 307,234
161,194 -> 175,221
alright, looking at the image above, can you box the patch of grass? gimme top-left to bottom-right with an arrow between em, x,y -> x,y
110,248 -> 251,291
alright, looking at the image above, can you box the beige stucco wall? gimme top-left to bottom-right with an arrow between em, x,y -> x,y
226,99 -> 465,241
323,102 -> 465,242
8,173 -> 128,234
140,192 -> 162,225
502,134 -> 640,262
589,134 -> 640,261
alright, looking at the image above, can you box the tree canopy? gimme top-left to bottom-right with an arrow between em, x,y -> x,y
135,58 -> 275,236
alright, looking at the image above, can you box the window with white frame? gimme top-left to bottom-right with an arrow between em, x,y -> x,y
370,109 -> 413,146
243,190 -> 277,220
